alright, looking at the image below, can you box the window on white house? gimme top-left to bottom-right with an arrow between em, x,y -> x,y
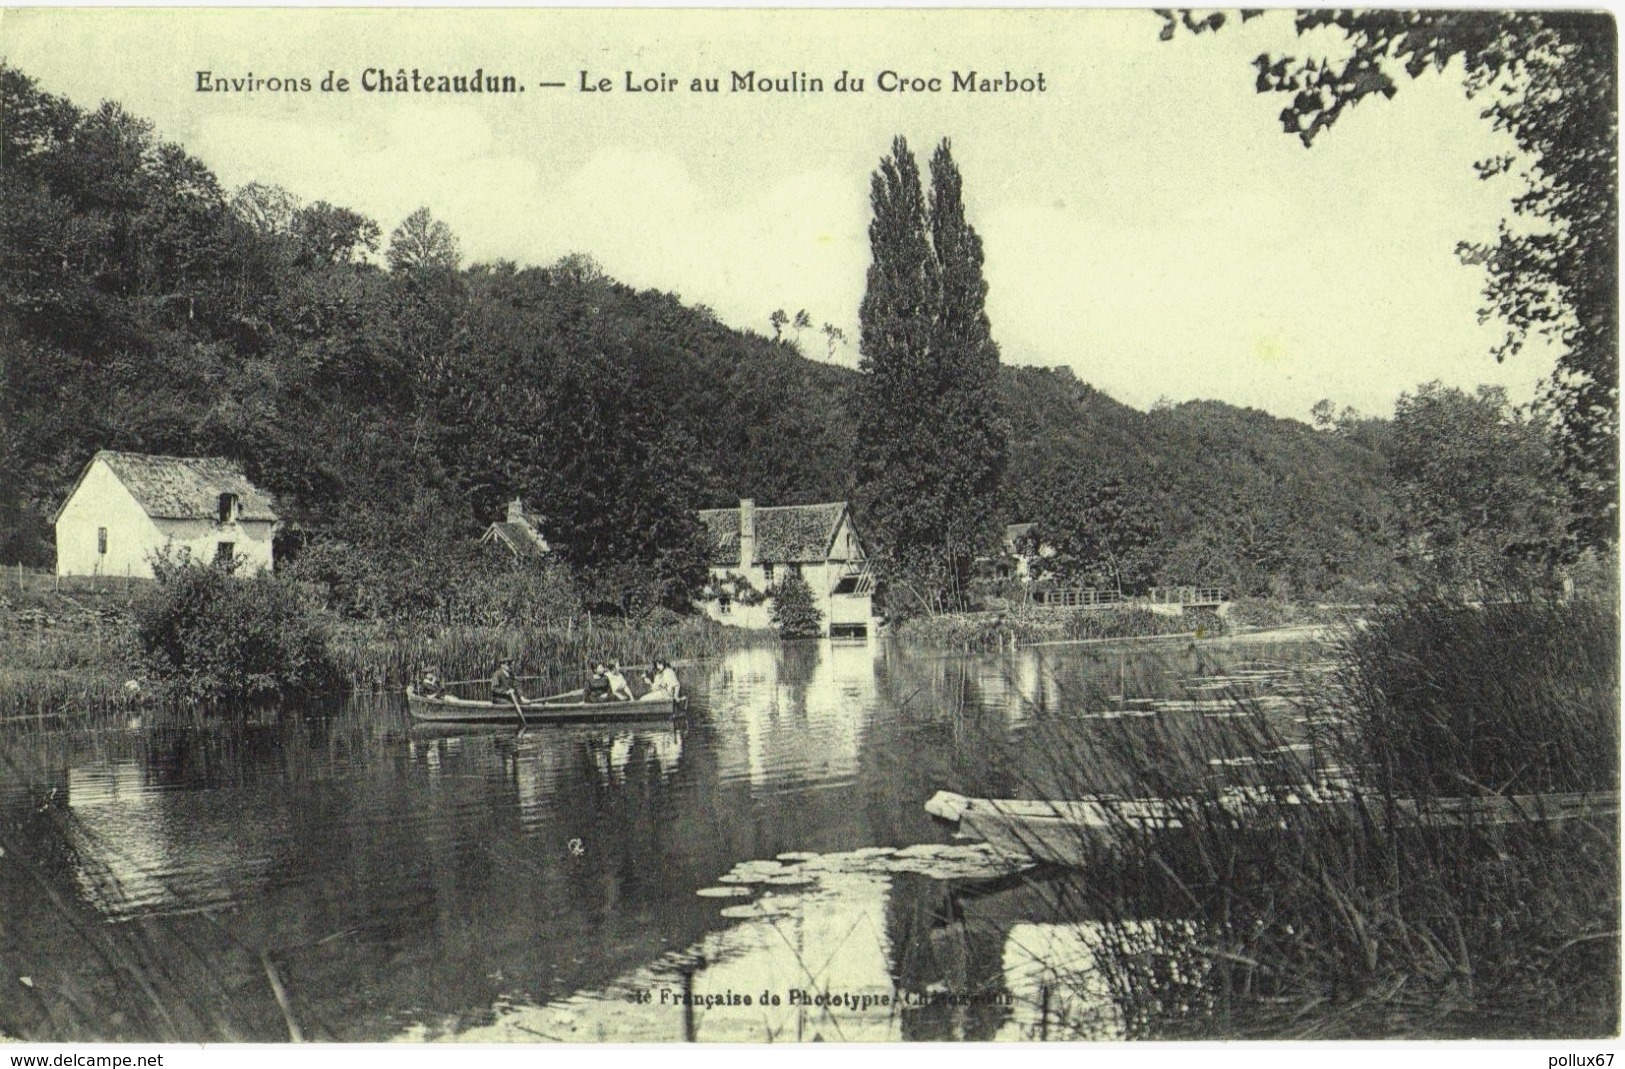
218,493 -> 238,524
718,595 -> 732,615
762,564 -> 775,585
216,542 -> 235,565
789,562 -> 803,578
97,527 -> 107,555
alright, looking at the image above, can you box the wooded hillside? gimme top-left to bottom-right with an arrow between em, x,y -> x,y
2,67 -> 1566,608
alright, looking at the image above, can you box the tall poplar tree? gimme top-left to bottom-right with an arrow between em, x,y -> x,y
854,136 -> 1007,611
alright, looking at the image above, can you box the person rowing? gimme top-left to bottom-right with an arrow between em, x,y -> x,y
491,657 -> 528,725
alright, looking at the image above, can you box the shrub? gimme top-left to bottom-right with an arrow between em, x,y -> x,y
132,556 -> 336,704
287,537 -> 579,627
769,572 -> 823,638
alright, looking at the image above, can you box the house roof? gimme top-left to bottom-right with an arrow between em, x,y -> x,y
1006,522 -> 1037,543
63,451 -> 278,522
481,520 -> 551,564
698,502 -> 851,565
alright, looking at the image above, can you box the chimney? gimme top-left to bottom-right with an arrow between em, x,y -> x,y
506,498 -> 526,524
739,498 -> 755,568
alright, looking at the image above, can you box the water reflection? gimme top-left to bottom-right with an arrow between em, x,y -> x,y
709,642 -> 872,793
0,636 -> 1324,1041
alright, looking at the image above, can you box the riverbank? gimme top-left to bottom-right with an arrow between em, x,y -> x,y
0,587 -> 142,721
892,598 -> 1360,651
893,605 -> 1214,650
0,585 -> 768,719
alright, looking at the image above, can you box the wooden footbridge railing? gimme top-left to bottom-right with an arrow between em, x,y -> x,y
1030,586 -> 1226,611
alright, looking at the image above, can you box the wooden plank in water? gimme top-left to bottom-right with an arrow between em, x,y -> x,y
926,789 -> 1621,868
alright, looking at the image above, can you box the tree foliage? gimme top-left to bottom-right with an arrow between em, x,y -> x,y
387,206 -> 462,273
0,68 -> 849,611
1028,466 -> 1162,594
3,65 -> 1585,614
854,137 -> 1007,611
1184,10 -> 1618,547
769,572 -> 824,639
1384,382 -> 1571,591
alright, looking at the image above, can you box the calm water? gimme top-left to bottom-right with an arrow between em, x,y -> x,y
0,637 -> 1325,1042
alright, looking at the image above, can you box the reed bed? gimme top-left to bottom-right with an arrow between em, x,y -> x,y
1023,595 -> 1619,1039
327,613 -> 762,694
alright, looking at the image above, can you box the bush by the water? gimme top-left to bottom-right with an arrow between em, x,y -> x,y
770,573 -> 824,638
133,558 -> 336,704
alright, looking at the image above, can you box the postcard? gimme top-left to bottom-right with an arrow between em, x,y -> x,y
0,6 -> 1616,1057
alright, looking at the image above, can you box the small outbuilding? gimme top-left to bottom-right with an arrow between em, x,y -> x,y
54,450 -> 278,578
480,498 -> 551,564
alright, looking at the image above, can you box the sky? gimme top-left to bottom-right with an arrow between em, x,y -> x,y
1,7 -> 1560,422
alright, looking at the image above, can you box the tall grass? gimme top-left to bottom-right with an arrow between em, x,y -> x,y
328,613 -> 759,694
0,592 -> 141,720
1026,595 -> 1619,1038
1334,596 -> 1618,797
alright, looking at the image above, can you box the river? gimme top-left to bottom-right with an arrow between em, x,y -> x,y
0,636 -> 1327,1042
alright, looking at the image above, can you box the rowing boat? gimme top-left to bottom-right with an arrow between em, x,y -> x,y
926,788 -> 1621,868
406,686 -> 686,723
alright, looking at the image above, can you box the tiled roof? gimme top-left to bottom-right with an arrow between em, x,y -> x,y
89,451 -> 278,521
698,502 -> 850,566
482,520 -> 551,564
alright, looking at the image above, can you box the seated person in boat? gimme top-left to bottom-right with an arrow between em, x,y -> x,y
641,658 -> 681,701
417,666 -> 445,698
604,662 -> 635,702
585,662 -> 612,703
490,657 -> 521,704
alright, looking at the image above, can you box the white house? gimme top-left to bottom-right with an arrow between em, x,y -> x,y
697,499 -> 874,637
54,451 -> 278,578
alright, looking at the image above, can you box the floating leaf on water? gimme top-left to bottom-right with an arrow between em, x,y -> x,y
891,843 -> 955,859
716,897 -> 798,919
735,860 -> 785,874
697,885 -> 750,898
718,860 -> 786,883
775,851 -> 819,863
849,846 -> 899,858
763,873 -> 816,887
